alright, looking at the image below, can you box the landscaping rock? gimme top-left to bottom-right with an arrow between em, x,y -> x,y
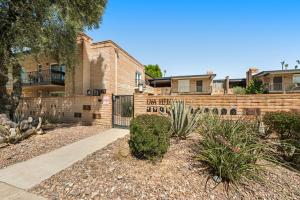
9,128 -> 17,138
0,126 -> 105,169
22,129 -> 35,139
36,129 -> 45,135
0,125 -> 9,137
29,134 -> 300,200
36,117 -> 42,130
42,124 -> 57,131
0,136 -> 5,144
20,120 -> 29,131
27,116 -> 33,123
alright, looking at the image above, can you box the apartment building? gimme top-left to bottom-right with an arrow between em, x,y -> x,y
17,33 -> 145,97
148,73 -> 216,95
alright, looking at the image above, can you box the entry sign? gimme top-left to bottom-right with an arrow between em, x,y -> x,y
103,95 -> 110,105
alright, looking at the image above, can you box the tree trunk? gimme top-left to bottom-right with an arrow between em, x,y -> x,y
0,50 -> 10,116
10,61 -> 22,119
0,49 -> 22,120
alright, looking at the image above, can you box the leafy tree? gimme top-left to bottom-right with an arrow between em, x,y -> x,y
245,78 -> 265,94
0,0 -> 107,118
145,64 -> 163,78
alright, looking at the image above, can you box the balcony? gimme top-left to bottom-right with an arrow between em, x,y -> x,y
266,83 -> 300,93
21,69 -> 65,86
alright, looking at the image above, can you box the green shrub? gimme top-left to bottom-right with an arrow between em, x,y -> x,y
197,115 -> 271,184
263,111 -> 300,169
245,78 -> 266,94
129,114 -> 171,161
263,111 -> 300,140
41,113 -> 60,124
168,100 -> 201,139
232,86 -> 246,95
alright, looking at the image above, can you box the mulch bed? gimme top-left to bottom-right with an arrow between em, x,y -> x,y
30,133 -> 300,200
0,125 -> 105,169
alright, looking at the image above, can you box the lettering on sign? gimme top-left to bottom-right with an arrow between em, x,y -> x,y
144,98 -> 265,116
146,99 -> 172,105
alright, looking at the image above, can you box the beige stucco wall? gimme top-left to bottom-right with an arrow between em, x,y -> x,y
171,78 -> 212,94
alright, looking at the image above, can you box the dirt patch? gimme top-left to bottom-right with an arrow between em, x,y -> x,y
29,133 -> 300,200
0,125 -> 105,169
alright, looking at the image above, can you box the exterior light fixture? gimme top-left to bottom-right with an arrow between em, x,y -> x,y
138,82 -> 144,93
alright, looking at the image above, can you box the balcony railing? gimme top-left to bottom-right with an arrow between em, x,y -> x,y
173,85 -> 212,93
21,69 -> 65,86
266,83 -> 300,92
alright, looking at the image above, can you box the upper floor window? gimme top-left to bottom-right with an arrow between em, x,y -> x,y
38,64 -> 42,72
135,72 -> 142,87
51,64 -> 65,72
178,79 -> 190,92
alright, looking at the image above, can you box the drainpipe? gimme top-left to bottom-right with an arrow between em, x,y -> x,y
115,49 -> 119,95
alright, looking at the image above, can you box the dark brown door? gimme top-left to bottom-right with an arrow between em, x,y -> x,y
196,80 -> 203,92
273,76 -> 283,91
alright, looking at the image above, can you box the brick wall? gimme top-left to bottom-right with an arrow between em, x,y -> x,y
134,94 -> 300,119
116,49 -> 144,95
17,95 -> 113,128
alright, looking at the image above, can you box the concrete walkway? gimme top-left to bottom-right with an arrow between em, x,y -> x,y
0,128 -> 128,190
0,182 -> 46,200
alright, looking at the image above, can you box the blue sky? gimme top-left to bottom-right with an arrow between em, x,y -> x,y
86,0 -> 300,79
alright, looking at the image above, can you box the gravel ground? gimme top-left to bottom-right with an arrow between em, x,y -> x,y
30,133 -> 300,200
0,125 -> 105,169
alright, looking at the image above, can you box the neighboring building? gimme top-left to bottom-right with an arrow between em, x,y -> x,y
213,78 -> 246,95
148,73 -> 216,95
17,33 -> 145,97
249,69 -> 300,93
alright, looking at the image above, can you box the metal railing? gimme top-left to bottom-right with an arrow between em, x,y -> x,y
267,83 -> 300,92
21,69 -> 65,86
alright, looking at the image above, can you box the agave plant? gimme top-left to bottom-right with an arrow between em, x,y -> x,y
168,100 -> 201,139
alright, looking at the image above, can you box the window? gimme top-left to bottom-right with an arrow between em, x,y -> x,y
196,80 -> 203,92
50,64 -> 65,82
293,74 -> 300,84
178,80 -> 190,92
135,72 -> 142,87
51,64 -> 65,72
38,64 -> 42,72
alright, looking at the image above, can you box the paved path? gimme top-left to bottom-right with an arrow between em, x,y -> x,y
0,128 -> 128,190
0,182 -> 46,200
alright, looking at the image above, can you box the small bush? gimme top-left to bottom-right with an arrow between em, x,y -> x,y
263,111 -> 300,169
263,111 -> 300,140
129,114 -> 171,161
169,100 -> 201,139
245,78 -> 266,94
197,115 -> 271,184
41,113 -> 60,124
232,86 -> 246,95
